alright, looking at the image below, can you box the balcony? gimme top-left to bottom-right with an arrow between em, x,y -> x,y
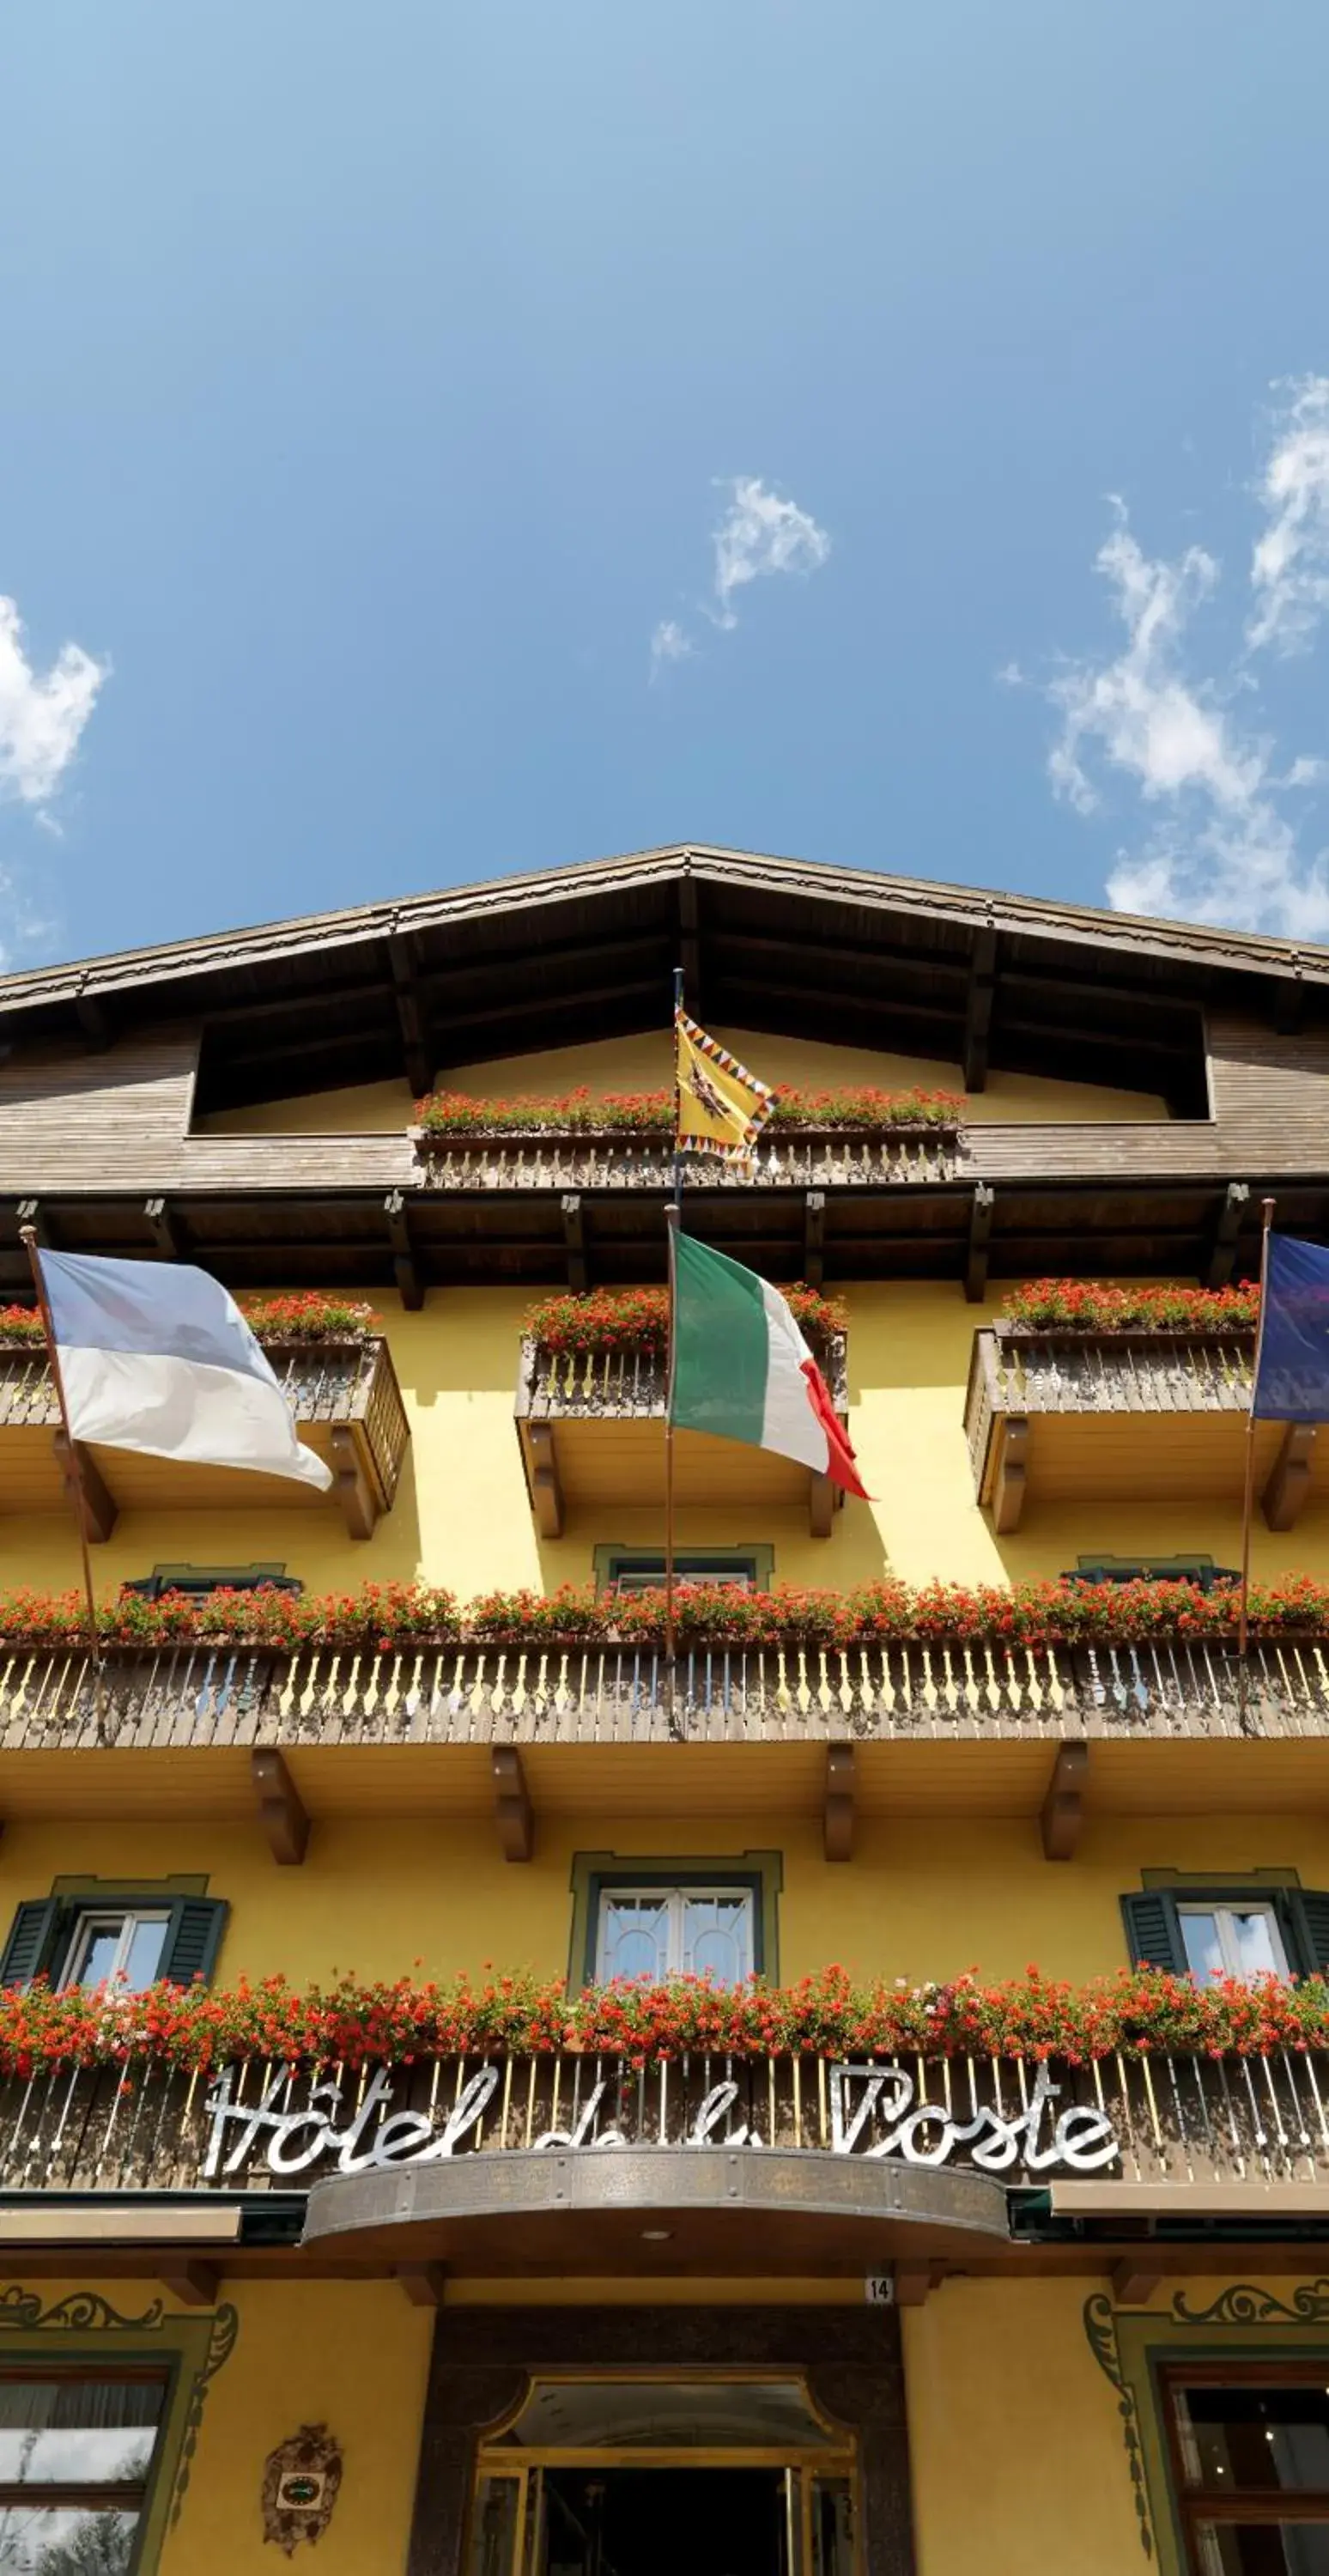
514,1333 -> 850,1538
414,1119 -> 964,1194
3,2042 -> 1324,2257
3,1626 -> 1326,1754
0,1337 -> 410,1541
964,1322 -> 1321,1534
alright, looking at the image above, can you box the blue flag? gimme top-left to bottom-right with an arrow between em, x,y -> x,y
1253,1236 -> 1329,1421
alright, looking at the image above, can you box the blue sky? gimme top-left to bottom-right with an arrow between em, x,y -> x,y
3,2 -> 1328,968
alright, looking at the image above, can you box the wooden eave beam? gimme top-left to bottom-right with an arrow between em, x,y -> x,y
803,1190 -> 825,1291
679,873 -> 701,1009
823,1743 -> 855,1862
1041,1741 -> 1088,1862
252,1748 -> 310,1865
160,2262 -> 220,2307
1206,1182 -> 1250,1290
893,2263 -> 932,2306
962,927 -> 998,1093
1111,2259 -> 1160,2305
965,1184 -> 994,1304
493,1747 -> 534,1862
390,932 -> 435,1097
561,1193 -> 587,1292
397,2264 -> 449,2308
385,1190 -> 424,1310
75,989 -> 113,1049
143,1196 -> 185,1261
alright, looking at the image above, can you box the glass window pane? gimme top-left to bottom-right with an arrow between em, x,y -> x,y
598,1899 -> 671,1984
1176,2383 -> 1329,2490
1180,1912 -> 1225,1983
681,1896 -> 752,1985
0,2376 -> 164,2488
810,2474 -> 855,2576
467,2476 -> 521,2576
1194,2524 -> 1329,2573
122,1918 -> 169,1991
68,1923 -> 124,1989
0,2506 -> 141,2572
1229,1910 -> 1286,1979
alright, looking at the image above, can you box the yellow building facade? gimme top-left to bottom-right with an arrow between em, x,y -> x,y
1,846 -> 1328,2574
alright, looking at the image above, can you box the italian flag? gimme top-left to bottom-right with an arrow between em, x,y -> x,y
669,1234 -> 870,1498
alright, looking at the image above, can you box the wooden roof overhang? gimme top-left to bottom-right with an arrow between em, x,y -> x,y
6,1170 -> 1329,1298
3,844 -> 1329,1291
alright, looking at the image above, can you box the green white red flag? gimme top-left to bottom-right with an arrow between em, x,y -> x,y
668,1234 -> 869,1498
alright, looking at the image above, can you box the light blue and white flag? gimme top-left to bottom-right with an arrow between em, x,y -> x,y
37,1250 -> 333,1491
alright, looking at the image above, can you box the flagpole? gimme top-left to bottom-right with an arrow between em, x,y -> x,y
1237,1194 -> 1277,1670
19,1227 -> 107,1728
664,967 -> 684,1712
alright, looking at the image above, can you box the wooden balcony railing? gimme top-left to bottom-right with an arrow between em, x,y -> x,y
414,1124 -> 963,1192
1,2041 -> 1322,2210
3,1630 -> 1326,1753
962,1323 -> 1315,1533
0,1337 -> 410,1541
514,1334 -> 850,1539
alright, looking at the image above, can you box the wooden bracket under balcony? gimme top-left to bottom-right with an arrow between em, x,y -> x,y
514,1336 -> 847,1538
823,1741 -> 855,1862
252,1748 -> 310,1866
1263,1423 -> 1316,1531
990,1414 -> 1029,1534
493,1747 -> 534,1862
1040,1741 -> 1088,1862
1,1338 -> 410,1536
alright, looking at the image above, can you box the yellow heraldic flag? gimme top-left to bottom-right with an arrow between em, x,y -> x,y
674,1012 -> 776,1163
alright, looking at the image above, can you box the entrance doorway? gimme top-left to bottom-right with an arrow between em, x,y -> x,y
542,2466 -> 785,2576
468,2377 -> 857,2576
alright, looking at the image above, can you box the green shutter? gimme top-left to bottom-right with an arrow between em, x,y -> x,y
0,1899 -> 64,1989
1285,1892 -> 1329,1978
1120,1891 -> 1186,1971
159,1899 -> 228,1989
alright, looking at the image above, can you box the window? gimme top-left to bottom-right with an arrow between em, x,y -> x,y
594,1546 -> 773,1596
0,1890 -> 228,1993
0,2366 -> 168,2570
596,1886 -> 756,1984
1176,1905 -> 1289,1985
1163,2367 -> 1329,2571
62,1911 -> 172,1993
570,1852 -> 781,1990
120,1562 -> 302,1601
1122,1884 -> 1329,1984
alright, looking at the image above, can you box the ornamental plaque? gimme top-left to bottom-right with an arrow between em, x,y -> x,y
262,2424 -> 343,2555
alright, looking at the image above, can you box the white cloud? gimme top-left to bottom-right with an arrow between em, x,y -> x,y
710,475 -> 830,630
648,476 -> 829,676
649,618 -> 694,682
0,595 -> 107,811
1247,376 -> 1329,655
1027,388 -> 1329,940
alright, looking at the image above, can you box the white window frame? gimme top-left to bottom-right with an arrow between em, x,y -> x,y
594,1885 -> 756,1984
61,1908 -> 172,1991
1176,1899 -> 1290,1983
